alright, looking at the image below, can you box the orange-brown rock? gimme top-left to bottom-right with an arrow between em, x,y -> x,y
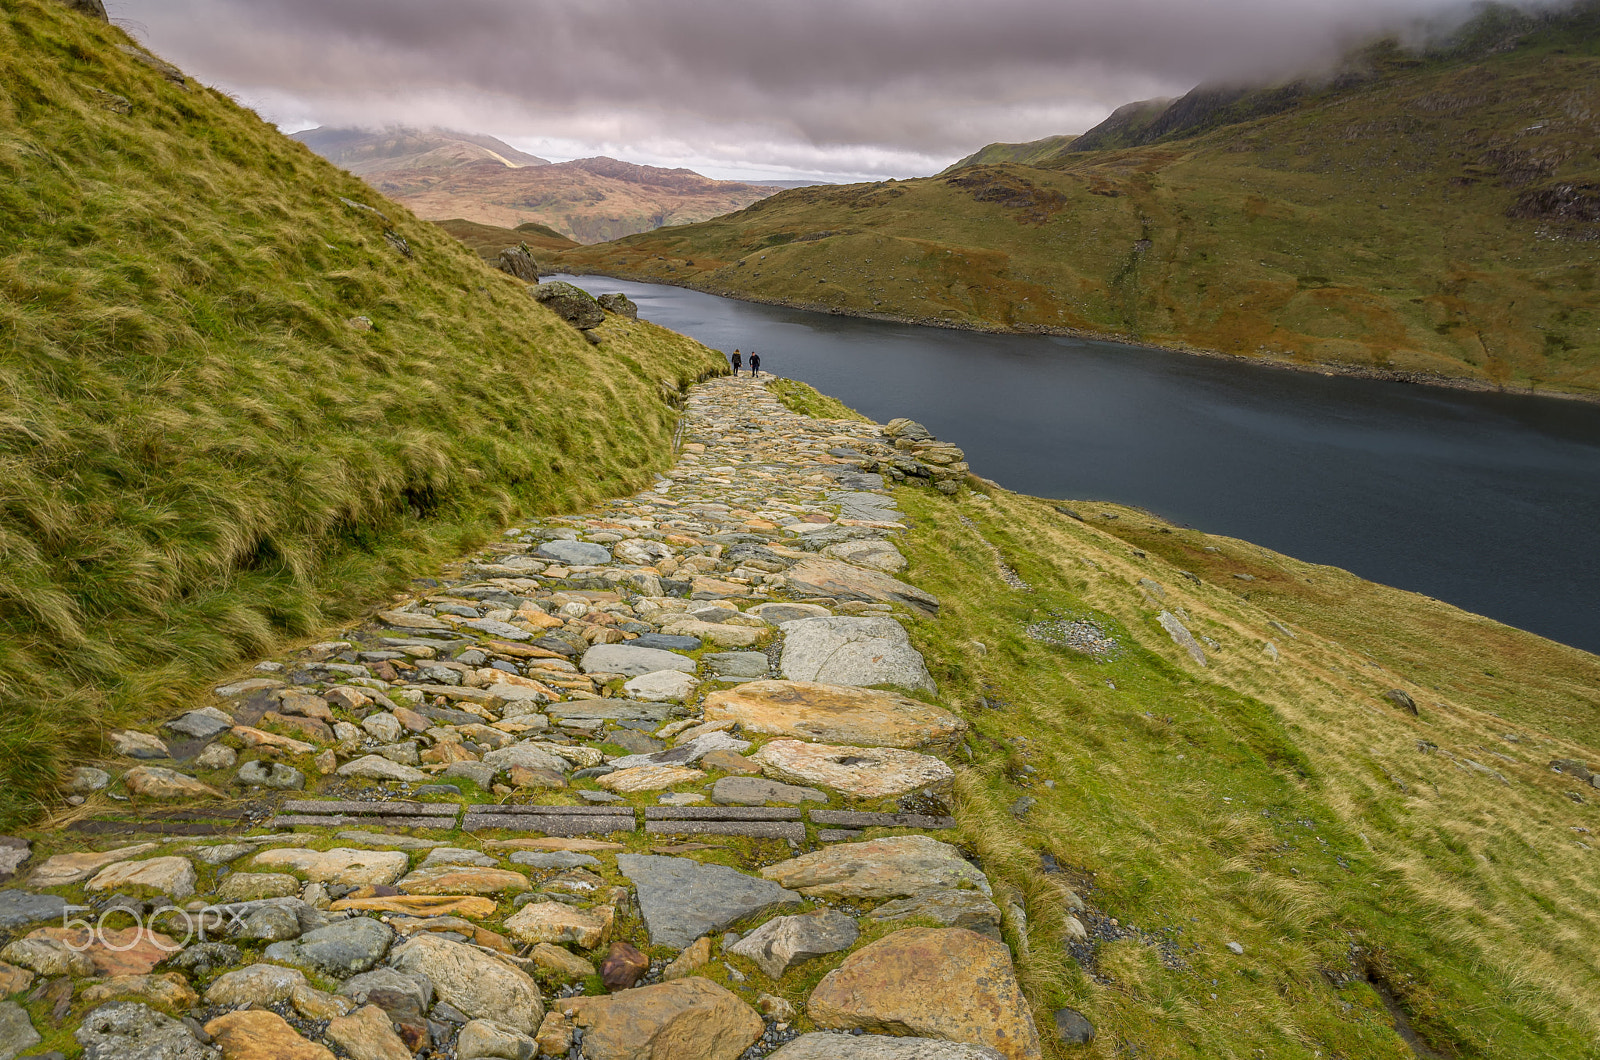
807,927 -> 1041,1060
205,1009 -> 336,1059
702,681 -> 964,749
563,976 -> 762,1060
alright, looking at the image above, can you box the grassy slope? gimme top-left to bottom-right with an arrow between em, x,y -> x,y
892,485 -> 1600,1058
940,134 -> 1078,174
0,0 -> 725,828
430,217 -> 581,262
561,10 -> 1600,394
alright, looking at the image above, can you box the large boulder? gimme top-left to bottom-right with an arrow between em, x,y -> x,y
563,977 -> 763,1060
807,928 -> 1041,1060
57,0 -> 109,22
597,292 -> 639,318
778,617 -> 936,693
76,1001 -> 219,1060
496,243 -> 540,282
531,281 -> 605,329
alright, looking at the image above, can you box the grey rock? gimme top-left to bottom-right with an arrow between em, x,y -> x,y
0,841 -> 27,884
827,491 -> 902,522
531,280 -> 605,329
496,244 -> 539,282
165,942 -> 240,978
57,0 -> 109,22
607,730 -> 664,755
746,603 -> 832,624
536,539 -> 612,566
712,777 -> 826,806
230,904 -> 302,941
164,707 -> 234,740
339,967 -> 434,1012
186,844 -> 253,866
457,1019 -> 537,1060
74,1001 -> 219,1060
0,890 -> 67,930
1052,1008 -> 1096,1045
1157,612 -> 1206,667
779,616 -> 935,693
337,755 -> 429,782
616,854 -> 802,950
579,790 -> 626,803
67,766 -> 111,794
704,652 -> 769,678
264,916 -> 394,977
596,292 -> 638,318
769,1033 -> 1003,1059
480,742 -> 568,776
1226,941 -> 1245,955
441,762 -> 498,790
727,908 -> 859,978
580,644 -> 695,677
193,744 -> 236,770
1383,689 -> 1419,715
236,760 -> 305,790
866,889 -> 1003,940
608,731 -> 750,770
420,848 -> 496,869
0,1001 -> 40,1060
375,741 -> 421,766
416,784 -> 461,797
629,633 -> 703,651
508,851 -> 601,870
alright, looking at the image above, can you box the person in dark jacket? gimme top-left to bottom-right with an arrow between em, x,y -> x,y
749,352 -> 761,376
730,349 -> 742,374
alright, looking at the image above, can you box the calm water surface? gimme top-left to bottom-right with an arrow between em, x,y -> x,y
556,275 -> 1600,655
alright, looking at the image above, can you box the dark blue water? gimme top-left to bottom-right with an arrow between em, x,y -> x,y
556,275 -> 1600,655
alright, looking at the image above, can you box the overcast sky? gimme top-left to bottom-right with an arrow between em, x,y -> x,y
119,0 -> 1512,183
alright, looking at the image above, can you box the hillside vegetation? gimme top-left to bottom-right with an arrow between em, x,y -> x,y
562,2 -> 1600,394
289,126 -> 552,175
0,0 -> 725,827
430,217 -> 580,264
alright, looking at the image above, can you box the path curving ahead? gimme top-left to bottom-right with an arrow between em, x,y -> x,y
4,375 -> 1044,1060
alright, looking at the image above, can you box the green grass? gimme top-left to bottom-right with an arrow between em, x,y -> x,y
884,482 -> 1600,1057
765,378 -> 871,422
0,0 -> 725,828
560,3 -> 1600,394
940,134 -> 1078,174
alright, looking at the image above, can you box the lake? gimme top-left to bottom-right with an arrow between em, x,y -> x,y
554,275 -> 1600,655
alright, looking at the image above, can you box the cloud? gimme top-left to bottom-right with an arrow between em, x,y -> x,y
117,0 -> 1499,180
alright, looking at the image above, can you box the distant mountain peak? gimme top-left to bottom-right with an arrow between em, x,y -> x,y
290,126 -> 550,175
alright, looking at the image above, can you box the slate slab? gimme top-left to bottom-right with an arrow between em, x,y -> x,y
581,644 -> 697,677
778,619 -> 936,694
537,540 -> 612,566
616,854 -> 801,950
0,890 -> 68,930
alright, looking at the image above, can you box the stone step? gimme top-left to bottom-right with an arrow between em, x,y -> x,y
643,820 -> 807,841
280,800 -> 459,817
463,804 -> 634,816
645,806 -> 803,821
67,819 -> 243,837
464,813 -> 636,835
269,814 -> 458,829
816,828 -> 862,843
809,810 -> 956,830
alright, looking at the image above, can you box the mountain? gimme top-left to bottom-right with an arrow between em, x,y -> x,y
295,128 -> 790,244
429,218 -> 581,264
560,1 -> 1600,395
290,125 -> 551,175
0,0 -> 722,823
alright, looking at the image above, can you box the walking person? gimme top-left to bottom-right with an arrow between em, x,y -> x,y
749,352 -> 761,377
730,349 -> 742,374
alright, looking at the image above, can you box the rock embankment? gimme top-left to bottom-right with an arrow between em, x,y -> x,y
0,375 -> 1057,1059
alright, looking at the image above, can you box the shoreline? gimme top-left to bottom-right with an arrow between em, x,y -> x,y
557,266 -> 1600,408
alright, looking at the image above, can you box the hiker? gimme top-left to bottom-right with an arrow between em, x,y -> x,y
730,349 -> 742,374
750,352 -> 761,376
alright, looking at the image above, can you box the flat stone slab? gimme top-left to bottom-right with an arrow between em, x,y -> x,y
784,558 -> 938,616
251,847 -> 410,886
272,815 -> 458,829
643,820 -> 806,841
596,765 -> 705,793
703,651 -> 770,678
746,602 -> 833,624
762,835 -> 992,900
281,800 -> 457,817
465,804 -> 635,816
817,829 -> 862,843
752,740 -> 954,798
770,1033 -> 1005,1059
617,853 -> 802,950
547,701 -> 679,723
810,811 -> 956,829
821,539 -> 908,574
867,889 -> 1004,940
0,890 -> 68,929
464,814 -> 635,836
608,731 -> 751,771
630,633 -> 703,651
778,619 -> 936,694
644,807 -> 803,820
713,776 -> 828,806
703,680 -> 957,748
581,644 -> 696,677
538,539 -> 613,566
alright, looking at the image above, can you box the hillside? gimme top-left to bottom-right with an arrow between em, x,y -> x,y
303,137 -> 791,244
940,134 -> 1078,174
560,1 -> 1600,395
0,0 -> 725,826
290,125 -> 551,175
430,217 -> 581,265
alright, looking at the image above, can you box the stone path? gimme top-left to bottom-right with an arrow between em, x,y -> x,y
0,376 -> 1047,1059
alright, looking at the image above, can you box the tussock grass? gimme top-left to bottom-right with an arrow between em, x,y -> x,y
764,377 -> 871,422
889,481 -> 1600,1056
0,0 -> 724,827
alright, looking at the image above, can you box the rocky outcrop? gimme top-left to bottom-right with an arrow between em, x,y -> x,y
531,281 -> 605,329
